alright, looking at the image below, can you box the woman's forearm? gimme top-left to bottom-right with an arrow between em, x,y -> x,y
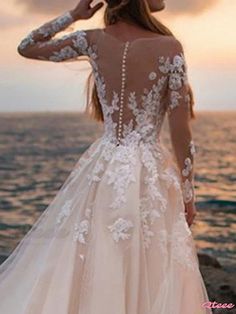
18,11 -> 75,53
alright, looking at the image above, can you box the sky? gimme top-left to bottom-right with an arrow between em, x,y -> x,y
0,0 -> 235,112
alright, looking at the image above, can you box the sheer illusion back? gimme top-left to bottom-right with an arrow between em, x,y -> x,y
80,29 -> 190,147
0,11 -> 212,314
93,30 -> 169,146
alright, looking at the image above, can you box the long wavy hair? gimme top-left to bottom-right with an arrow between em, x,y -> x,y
85,0 -> 195,121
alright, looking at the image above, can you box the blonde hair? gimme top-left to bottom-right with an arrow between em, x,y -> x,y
85,0 -> 195,121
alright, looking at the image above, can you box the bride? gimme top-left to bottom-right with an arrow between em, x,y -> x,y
0,0 -> 212,313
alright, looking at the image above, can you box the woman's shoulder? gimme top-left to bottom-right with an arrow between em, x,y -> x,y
160,35 -> 184,53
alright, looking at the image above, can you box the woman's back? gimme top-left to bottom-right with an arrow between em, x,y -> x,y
86,28 -> 187,145
17,14 -> 189,147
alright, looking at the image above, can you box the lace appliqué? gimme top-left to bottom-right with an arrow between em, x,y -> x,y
159,54 -> 187,89
140,200 -> 157,248
169,91 -> 182,110
47,45 -> 79,62
182,179 -> 194,203
37,12 -> 73,38
73,208 -> 92,244
18,11 -> 96,62
107,217 -> 134,242
106,145 -> 137,210
189,140 -> 196,155
56,199 -> 73,225
149,71 -> 157,80
87,160 -> 105,184
86,140 -> 114,185
140,192 -> 168,249
158,53 -> 188,111
61,139 -> 103,194
181,139 -> 196,204
18,11 -> 73,51
182,157 -> 192,177
140,211 -> 198,271
170,212 -> 198,271
139,143 -> 168,248
37,30 -> 91,62
127,75 -> 166,146
46,30 -> 90,61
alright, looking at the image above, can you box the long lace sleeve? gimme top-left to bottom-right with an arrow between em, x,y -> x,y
161,39 -> 196,204
17,11 -> 90,62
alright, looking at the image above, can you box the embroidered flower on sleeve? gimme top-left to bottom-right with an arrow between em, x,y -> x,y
48,46 -> 79,62
189,140 -> 196,156
182,157 -> 193,177
182,179 -> 194,204
149,71 -> 157,80
72,30 -> 88,54
169,91 -> 182,110
158,52 -> 188,110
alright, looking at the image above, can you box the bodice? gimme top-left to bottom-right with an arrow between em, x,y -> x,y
81,30 -> 188,147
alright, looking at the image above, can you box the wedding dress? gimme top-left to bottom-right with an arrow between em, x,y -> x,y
0,11 -> 212,314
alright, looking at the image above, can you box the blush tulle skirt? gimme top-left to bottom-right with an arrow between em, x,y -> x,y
0,136 -> 212,314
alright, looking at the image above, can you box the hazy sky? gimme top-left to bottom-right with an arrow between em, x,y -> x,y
0,0 -> 235,112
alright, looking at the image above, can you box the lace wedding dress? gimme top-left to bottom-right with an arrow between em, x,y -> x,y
0,11 -> 212,314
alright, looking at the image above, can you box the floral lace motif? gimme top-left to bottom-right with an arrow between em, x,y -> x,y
181,139 -> 196,204
45,30 -> 90,62
189,140 -> 196,155
18,12 -> 73,51
182,157 -> 193,177
158,53 -> 189,111
140,201 -> 157,249
149,71 -> 157,81
86,140 -> 114,186
46,45 -> 78,62
182,179 -> 194,204
140,164 -> 180,249
127,75 -> 167,145
170,212 -> 199,271
159,54 -> 188,88
169,91 -> 182,110
18,11 -> 98,62
107,217 -> 134,242
140,210 -> 198,271
150,213 -> 198,271
56,199 -> 73,225
36,12 -> 73,38
73,208 -> 93,244
106,144 -> 137,210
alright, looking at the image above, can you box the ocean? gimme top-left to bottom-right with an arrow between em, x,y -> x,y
0,111 -> 235,272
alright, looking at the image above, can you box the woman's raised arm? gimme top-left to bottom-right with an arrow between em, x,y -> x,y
17,0 -> 104,62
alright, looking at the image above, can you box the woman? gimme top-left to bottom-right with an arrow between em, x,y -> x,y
0,0 -> 212,313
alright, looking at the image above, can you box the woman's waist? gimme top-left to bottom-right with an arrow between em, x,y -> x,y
101,128 -> 162,148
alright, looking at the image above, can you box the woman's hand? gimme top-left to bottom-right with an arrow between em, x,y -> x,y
70,0 -> 104,21
184,201 -> 197,227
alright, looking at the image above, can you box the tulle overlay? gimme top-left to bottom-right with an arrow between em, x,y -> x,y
0,136 -> 211,314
